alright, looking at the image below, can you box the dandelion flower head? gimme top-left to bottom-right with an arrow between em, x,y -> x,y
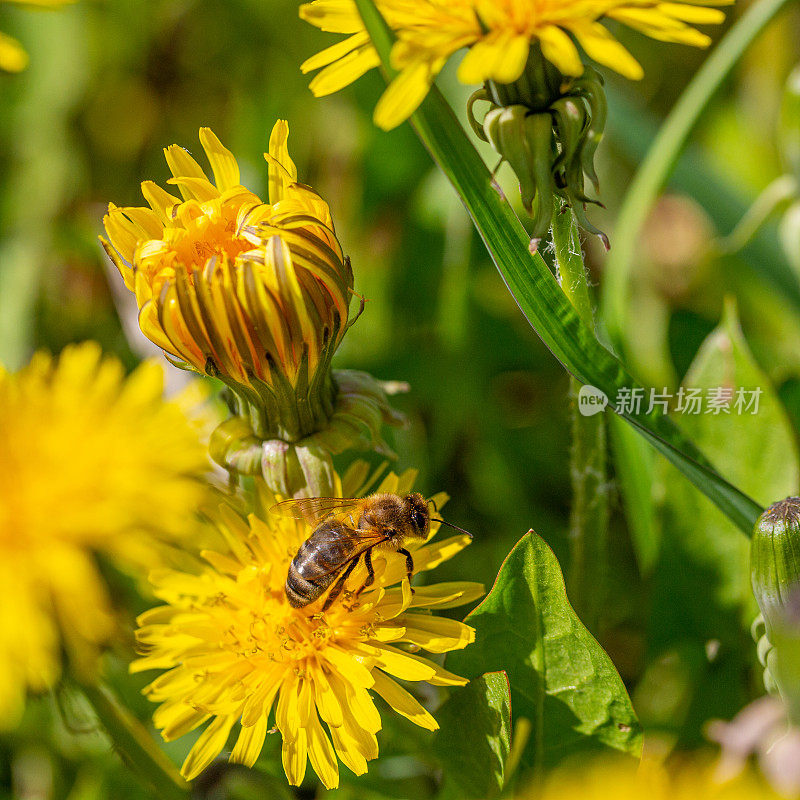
0,342 -> 211,727
101,122 -> 353,395
301,0 -> 732,129
133,465 -> 483,788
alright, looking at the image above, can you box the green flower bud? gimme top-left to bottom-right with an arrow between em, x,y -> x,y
751,497 -> 800,723
466,45 -> 608,249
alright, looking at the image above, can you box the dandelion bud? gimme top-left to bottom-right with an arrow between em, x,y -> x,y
751,497 -> 800,723
102,123 -> 404,492
467,47 -> 608,248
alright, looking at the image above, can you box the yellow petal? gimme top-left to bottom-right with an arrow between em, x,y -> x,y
388,613 -> 476,653
199,128 -> 240,191
282,727 -> 308,786
181,714 -> 236,780
538,26 -> 584,77
572,21 -> 644,79
370,670 -> 438,731
374,60 -> 436,131
267,120 -> 298,204
301,31 -> 369,72
230,715 -> 268,768
307,711 -> 339,789
0,32 -> 28,72
309,43 -> 381,97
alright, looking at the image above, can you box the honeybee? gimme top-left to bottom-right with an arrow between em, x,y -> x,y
271,492 -> 470,612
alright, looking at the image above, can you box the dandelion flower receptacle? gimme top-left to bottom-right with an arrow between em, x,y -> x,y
132,466 -> 483,789
0,343 -> 212,727
102,123 -> 403,490
301,0 -> 730,242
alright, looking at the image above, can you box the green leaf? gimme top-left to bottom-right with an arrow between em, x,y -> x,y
433,672 -> 511,800
446,532 -> 642,775
352,0 -> 763,537
601,0 -> 796,354
645,300 -> 800,740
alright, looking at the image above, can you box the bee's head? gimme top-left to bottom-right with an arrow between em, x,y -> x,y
404,492 -> 430,539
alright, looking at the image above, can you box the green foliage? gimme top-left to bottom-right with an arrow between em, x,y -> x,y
645,302 -> 799,742
447,532 -> 642,778
432,672 -> 511,800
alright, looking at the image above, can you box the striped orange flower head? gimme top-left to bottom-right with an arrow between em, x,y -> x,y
102,122 -> 357,446
132,464 -> 483,789
301,0 -> 731,246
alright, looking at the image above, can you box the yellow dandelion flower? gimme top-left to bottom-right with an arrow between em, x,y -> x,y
132,465 -> 483,788
0,342 -> 212,728
101,122 -> 355,442
527,757 -> 782,800
300,0 -> 731,129
0,0 -> 73,72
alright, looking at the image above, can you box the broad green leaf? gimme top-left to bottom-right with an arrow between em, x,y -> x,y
433,672 -> 511,800
352,0 -> 762,537
645,301 -> 800,740
447,532 -> 642,775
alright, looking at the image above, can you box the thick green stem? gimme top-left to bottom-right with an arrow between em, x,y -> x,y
81,682 -> 188,800
552,203 -> 609,634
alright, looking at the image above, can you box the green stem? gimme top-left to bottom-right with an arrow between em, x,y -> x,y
552,203 -> 609,634
81,682 -> 188,800
601,0 -> 795,353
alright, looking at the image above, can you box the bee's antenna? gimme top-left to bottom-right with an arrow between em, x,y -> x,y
428,498 -> 440,513
432,517 -> 473,540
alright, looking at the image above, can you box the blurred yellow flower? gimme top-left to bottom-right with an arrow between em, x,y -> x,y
528,757 -> 782,800
0,0 -> 73,72
101,122 -> 354,440
0,343 -> 212,728
133,466 -> 483,788
300,0 -> 731,129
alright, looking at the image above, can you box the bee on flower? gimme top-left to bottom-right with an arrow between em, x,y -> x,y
300,0 -> 731,244
102,123 -> 403,495
132,465 -> 483,788
0,343 -> 213,727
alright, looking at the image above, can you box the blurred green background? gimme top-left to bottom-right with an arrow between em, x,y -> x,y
1,0 -> 800,797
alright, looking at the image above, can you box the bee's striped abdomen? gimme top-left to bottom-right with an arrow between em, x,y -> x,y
285,521 -> 357,608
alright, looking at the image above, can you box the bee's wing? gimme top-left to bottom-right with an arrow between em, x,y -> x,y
268,497 -> 364,525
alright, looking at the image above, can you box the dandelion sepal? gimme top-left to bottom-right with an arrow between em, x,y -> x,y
469,48 -> 610,246
210,369 -> 405,496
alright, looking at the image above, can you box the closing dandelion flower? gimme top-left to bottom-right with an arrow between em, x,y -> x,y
0,342 -> 212,727
301,0 -> 729,244
301,0 -> 731,130
0,0 -> 73,72
132,465 -> 482,788
102,123 -> 401,492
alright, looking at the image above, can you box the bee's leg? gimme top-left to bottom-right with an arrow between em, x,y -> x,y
353,548 -> 376,600
322,556 -> 360,612
397,547 -> 415,592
